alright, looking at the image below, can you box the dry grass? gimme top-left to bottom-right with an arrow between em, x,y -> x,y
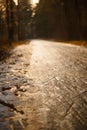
68,41 -> 87,47
43,39 -> 87,47
0,40 -> 30,51
0,40 -> 87,52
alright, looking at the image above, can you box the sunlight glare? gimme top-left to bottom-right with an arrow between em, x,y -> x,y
31,0 -> 39,5
13,0 -> 18,5
13,0 -> 39,6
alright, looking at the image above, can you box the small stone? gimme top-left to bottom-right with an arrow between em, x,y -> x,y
55,77 -> 60,81
17,54 -> 23,57
2,91 -> 8,96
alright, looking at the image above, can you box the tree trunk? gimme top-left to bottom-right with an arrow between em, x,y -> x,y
6,0 -> 14,44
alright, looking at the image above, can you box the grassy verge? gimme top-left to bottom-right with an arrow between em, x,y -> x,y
67,41 -> 87,47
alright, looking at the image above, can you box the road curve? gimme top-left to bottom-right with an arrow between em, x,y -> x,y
0,40 -> 87,130
29,40 -> 87,84
27,40 -> 87,130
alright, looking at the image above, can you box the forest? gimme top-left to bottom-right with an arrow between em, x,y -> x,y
0,1 -> 87,130
0,0 -> 87,44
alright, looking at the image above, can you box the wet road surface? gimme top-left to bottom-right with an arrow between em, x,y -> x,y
0,40 -> 87,130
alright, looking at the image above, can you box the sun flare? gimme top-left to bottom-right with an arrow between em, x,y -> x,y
31,0 -> 39,5
13,0 -> 18,5
13,0 -> 39,5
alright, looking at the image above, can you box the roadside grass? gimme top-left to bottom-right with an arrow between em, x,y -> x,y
0,39 -> 87,52
67,41 -> 87,47
51,39 -> 87,47
0,40 -> 30,51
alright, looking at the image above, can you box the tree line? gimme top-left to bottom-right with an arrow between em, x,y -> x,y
0,0 -> 87,44
34,0 -> 87,40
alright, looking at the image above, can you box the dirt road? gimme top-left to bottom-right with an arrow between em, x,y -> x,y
0,40 -> 87,130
